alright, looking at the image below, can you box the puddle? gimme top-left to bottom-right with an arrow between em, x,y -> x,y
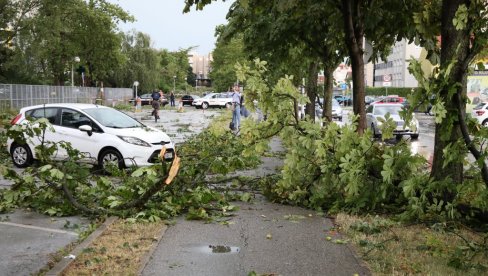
197,245 -> 240,254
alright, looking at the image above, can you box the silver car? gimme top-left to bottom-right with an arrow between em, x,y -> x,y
366,103 -> 419,139
315,98 -> 343,121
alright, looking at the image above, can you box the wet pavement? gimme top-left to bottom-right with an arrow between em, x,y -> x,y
0,210 -> 90,275
142,200 -> 369,276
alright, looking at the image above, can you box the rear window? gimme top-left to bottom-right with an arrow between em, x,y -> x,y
26,107 -> 58,124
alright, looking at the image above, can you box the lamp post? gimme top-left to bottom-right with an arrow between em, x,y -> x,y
133,81 -> 139,97
71,56 -> 80,87
173,75 -> 176,93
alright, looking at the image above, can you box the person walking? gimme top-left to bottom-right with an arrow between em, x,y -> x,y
170,91 -> 176,107
151,89 -> 161,122
231,85 -> 241,131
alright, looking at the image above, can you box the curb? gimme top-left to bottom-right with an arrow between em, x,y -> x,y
46,216 -> 118,276
137,223 -> 168,275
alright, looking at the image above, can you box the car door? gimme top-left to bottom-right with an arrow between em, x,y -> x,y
208,94 -> 219,106
58,108 -> 103,162
25,107 -> 62,159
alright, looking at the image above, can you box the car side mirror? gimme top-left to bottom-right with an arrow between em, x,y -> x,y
79,125 -> 93,136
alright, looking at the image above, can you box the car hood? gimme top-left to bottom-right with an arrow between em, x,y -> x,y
104,126 -> 172,144
375,114 -> 403,122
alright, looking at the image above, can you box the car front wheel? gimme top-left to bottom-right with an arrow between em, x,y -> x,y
483,119 -> 488,127
202,102 -> 209,109
11,143 -> 33,168
411,134 -> 419,140
99,149 -> 124,170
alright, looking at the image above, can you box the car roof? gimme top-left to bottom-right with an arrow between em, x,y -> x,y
20,103 -> 110,112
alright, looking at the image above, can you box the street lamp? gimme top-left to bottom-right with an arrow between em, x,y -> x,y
173,75 -> 176,93
71,56 -> 80,87
133,81 -> 139,97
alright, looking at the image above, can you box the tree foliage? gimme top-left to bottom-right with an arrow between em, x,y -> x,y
209,29 -> 247,92
2,0 -> 133,85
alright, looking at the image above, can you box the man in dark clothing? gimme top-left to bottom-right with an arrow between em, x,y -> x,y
170,91 -> 176,107
151,90 -> 161,122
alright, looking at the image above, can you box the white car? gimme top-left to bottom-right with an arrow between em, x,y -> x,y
192,92 -> 233,109
472,102 -> 488,126
366,103 -> 419,139
8,103 -> 175,169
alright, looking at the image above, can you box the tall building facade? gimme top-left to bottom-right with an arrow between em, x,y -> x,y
188,52 -> 212,80
373,39 -> 427,88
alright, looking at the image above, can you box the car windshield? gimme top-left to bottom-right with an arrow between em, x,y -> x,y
473,102 -> 487,110
373,105 -> 401,116
83,108 -> 143,128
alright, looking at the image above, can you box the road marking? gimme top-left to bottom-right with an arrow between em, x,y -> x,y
0,221 -> 78,236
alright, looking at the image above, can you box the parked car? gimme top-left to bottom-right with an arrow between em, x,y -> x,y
129,93 -> 168,106
315,98 -> 343,121
181,95 -> 200,106
8,103 -> 175,169
365,96 -> 376,106
366,103 -> 419,139
334,95 -> 352,106
373,95 -> 405,105
192,92 -> 233,109
472,102 -> 488,126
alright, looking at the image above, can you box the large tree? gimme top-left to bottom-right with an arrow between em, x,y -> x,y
332,0 -> 420,133
412,0 -> 488,187
2,0 -> 132,85
213,0 -> 345,122
209,27 -> 246,92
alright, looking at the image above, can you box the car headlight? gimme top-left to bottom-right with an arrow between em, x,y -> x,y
117,136 -> 151,147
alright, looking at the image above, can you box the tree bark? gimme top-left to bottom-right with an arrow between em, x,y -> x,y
430,0 -> 470,191
342,0 -> 366,133
305,61 -> 318,121
323,67 -> 334,122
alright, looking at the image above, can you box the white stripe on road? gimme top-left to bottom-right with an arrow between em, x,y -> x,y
0,221 -> 78,236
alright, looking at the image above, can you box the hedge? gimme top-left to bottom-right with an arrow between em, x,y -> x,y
365,87 -> 420,97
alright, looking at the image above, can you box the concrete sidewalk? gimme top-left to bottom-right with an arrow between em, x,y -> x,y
141,200 -> 369,276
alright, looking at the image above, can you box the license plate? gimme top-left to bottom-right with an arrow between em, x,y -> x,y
164,152 -> 173,159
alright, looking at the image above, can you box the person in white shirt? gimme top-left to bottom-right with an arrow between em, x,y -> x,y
231,85 -> 241,130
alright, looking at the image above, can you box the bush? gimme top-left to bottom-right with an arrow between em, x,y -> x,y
366,87 -> 420,97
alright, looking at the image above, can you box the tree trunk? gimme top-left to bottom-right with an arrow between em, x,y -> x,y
342,0 -> 366,133
323,67 -> 334,122
430,0 -> 470,191
305,61 -> 318,121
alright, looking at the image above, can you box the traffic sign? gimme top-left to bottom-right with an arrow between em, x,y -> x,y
340,83 -> 348,90
383,74 -> 392,82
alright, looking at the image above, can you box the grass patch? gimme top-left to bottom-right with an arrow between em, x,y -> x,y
63,220 -> 164,275
336,214 -> 488,275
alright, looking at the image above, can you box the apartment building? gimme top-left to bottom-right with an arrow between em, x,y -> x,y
373,39 -> 428,88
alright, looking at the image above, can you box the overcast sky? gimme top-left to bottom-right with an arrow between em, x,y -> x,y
108,0 -> 234,55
